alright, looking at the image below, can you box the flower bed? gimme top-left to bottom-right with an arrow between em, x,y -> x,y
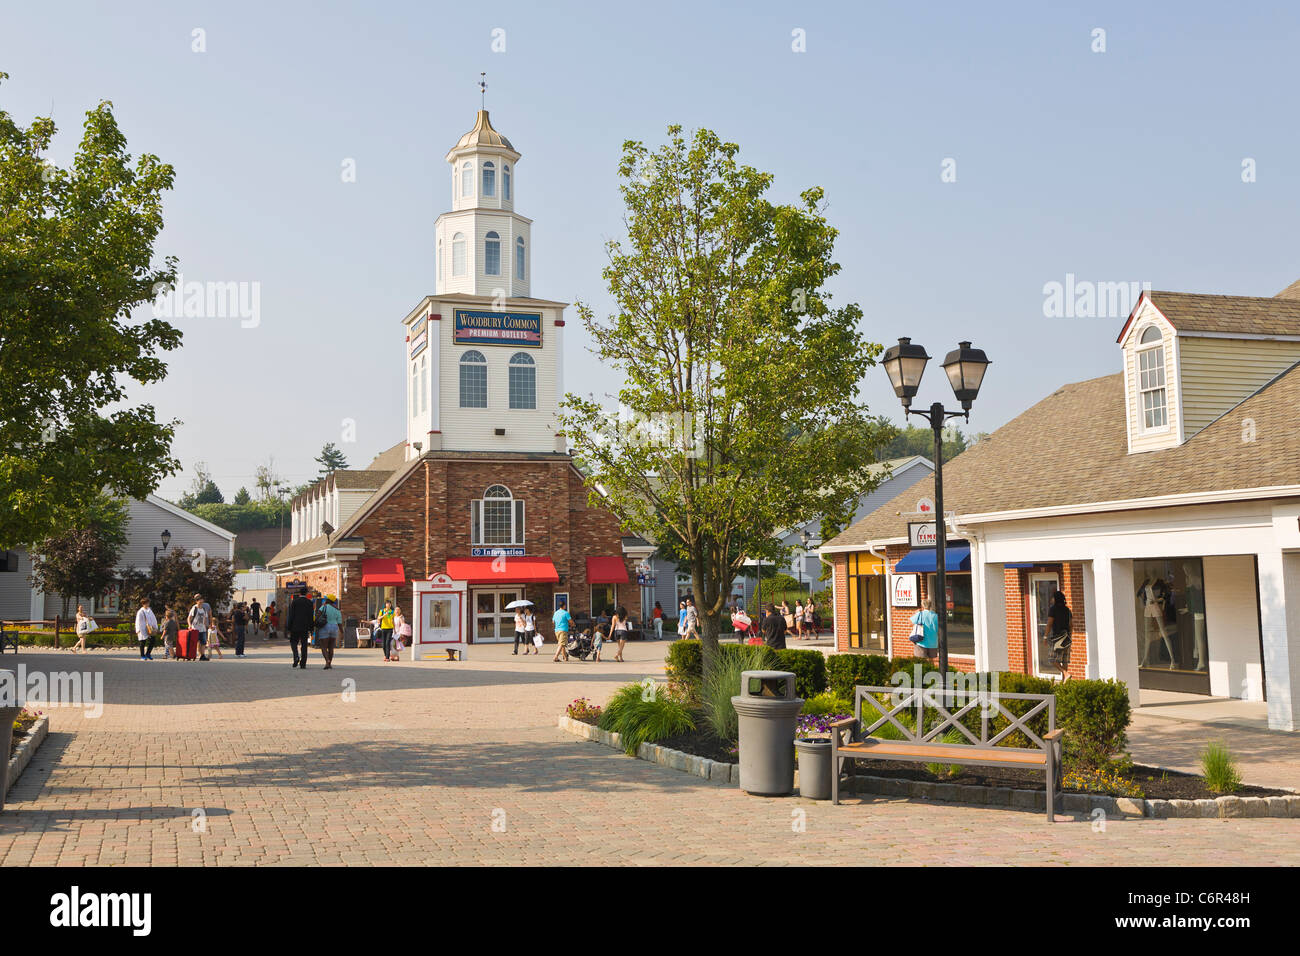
9,708 -> 41,760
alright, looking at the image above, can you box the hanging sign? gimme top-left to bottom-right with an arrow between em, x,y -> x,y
908,522 -> 938,549
916,497 -> 935,514
891,573 -> 919,608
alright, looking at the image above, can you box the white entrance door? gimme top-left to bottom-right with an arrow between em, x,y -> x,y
1028,572 -> 1059,678
473,589 -> 521,643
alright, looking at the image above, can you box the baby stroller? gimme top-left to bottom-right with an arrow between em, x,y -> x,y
566,630 -> 594,661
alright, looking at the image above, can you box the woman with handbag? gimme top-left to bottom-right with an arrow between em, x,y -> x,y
73,604 -> 92,653
1046,590 -> 1073,681
523,607 -> 538,655
909,598 -> 939,659
392,606 -> 411,662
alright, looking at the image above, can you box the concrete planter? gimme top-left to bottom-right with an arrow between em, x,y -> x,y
558,714 -> 737,785
3,713 -> 48,809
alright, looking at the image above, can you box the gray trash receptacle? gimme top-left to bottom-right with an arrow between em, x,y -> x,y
732,670 -> 803,796
0,669 -> 20,811
795,738 -> 833,800
343,617 -> 359,649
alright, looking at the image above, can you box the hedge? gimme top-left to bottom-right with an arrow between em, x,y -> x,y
664,641 -> 826,698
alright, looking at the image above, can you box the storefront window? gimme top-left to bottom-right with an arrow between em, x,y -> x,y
1133,558 -> 1210,694
591,584 -> 617,617
846,553 -> 886,652
925,573 -> 974,656
366,586 -> 397,621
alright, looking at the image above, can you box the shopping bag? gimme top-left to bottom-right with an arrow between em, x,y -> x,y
532,633 -> 543,648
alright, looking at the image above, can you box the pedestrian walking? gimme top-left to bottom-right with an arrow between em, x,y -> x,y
611,605 -> 630,663
683,598 -> 700,640
760,603 -> 787,650
266,601 -> 279,640
249,598 -> 262,637
552,599 -> 572,662
135,596 -> 159,660
206,619 -> 226,660
523,606 -> 538,655
1046,590 -> 1073,681
72,604 -> 91,653
187,593 -> 212,661
513,605 -> 529,655
676,600 -> 687,638
285,587 -> 315,669
804,598 -> 818,638
232,603 -> 248,657
793,600 -> 805,639
377,599 -> 397,662
392,606 -> 410,662
162,608 -> 179,659
908,598 -> 939,659
652,601 -> 664,640
317,593 -> 342,669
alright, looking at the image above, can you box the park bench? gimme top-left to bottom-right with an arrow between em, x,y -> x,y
830,684 -> 1064,821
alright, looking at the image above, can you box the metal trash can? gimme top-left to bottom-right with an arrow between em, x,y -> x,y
0,669 -> 20,811
732,670 -> 803,796
795,738 -> 833,800
343,617 -> 359,649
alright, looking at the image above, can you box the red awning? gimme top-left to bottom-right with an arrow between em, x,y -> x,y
444,556 -> 560,584
586,556 -> 629,585
360,558 -> 406,587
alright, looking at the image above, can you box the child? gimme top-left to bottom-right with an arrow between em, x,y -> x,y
590,624 -> 604,662
163,608 -> 179,659
205,619 -> 225,660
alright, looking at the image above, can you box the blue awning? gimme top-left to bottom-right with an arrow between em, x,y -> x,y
894,546 -> 971,573
1004,562 -> 1035,569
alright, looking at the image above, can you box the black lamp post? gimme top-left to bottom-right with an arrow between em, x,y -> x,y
153,529 -> 171,567
882,338 -> 990,677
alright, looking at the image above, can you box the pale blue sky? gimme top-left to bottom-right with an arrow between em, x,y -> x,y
3,1 -> 1298,500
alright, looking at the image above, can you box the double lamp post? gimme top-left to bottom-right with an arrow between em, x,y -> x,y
881,339 -> 990,677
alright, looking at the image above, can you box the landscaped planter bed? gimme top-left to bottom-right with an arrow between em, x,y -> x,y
5,712 -> 50,801
9,710 -> 39,760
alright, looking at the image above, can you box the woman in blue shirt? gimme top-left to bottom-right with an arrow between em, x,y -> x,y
910,597 -> 939,659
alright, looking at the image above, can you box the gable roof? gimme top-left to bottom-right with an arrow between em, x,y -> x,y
366,441 -> 408,472
825,365 -> 1300,548
146,495 -> 237,541
1121,291 -> 1300,342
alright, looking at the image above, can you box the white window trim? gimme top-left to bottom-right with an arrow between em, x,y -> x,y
1135,332 -> 1171,435
470,487 -> 525,547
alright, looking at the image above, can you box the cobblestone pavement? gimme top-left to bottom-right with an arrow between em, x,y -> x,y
1,641 -> 1297,865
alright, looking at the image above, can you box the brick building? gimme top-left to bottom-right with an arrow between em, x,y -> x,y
268,109 -> 639,642
821,286 -> 1300,732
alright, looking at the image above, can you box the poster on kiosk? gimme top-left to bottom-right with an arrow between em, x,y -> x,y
412,574 -> 469,661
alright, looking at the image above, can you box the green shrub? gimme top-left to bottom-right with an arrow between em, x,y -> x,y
926,728 -> 967,778
825,654 -> 891,698
701,645 -> 779,743
1062,767 -> 1145,798
664,640 -> 703,690
598,682 -> 695,756
1054,678 -> 1131,770
802,692 -> 852,716
773,648 -> 827,698
1200,741 -> 1241,794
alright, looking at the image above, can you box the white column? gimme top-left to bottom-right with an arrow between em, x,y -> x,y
1256,548 -> 1300,731
974,556 -> 1007,673
1082,560 -> 1100,679
1091,556 -> 1140,708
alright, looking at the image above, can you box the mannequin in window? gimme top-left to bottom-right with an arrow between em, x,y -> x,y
1137,577 -> 1176,667
1183,563 -> 1207,671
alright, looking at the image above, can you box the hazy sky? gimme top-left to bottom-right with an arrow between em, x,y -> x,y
4,1 -> 1299,501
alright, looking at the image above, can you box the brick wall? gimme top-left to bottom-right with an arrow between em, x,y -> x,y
287,456 -> 635,643
1003,563 -> 1088,679
833,555 -> 848,651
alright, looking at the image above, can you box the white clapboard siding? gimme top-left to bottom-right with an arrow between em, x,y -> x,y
0,549 -> 36,619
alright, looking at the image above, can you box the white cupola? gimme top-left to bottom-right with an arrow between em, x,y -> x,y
434,110 -> 532,299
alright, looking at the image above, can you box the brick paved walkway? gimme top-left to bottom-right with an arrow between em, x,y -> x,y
2,641 -> 1297,865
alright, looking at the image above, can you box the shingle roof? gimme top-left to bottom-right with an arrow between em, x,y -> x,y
331,470 -> 392,490
1275,280 -> 1300,301
825,365 -> 1300,548
1142,291 -> 1300,337
366,441 -> 407,472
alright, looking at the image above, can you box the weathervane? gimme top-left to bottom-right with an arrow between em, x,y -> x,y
479,72 -> 487,110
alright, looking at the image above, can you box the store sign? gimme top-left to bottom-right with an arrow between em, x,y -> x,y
636,574 -> 657,586
891,573 -> 919,608
908,522 -> 938,548
453,309 -> 542,347
916,497 -> 935,514
471,546 -> 525,557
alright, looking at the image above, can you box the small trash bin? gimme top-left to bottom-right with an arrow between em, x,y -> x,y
343,617 -> 359,649
1,669 -> 20,811
732,670 -> 803,796
795,738 -> 833,800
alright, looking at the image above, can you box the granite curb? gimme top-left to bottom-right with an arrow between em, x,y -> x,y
558,714 -> 739,785
5,714 -> 50,799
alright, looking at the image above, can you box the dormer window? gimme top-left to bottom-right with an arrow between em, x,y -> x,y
1137,325 -> 1168,430
482,161 -> 495,197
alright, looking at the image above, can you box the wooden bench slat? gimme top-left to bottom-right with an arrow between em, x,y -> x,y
838,740 -> 1048,766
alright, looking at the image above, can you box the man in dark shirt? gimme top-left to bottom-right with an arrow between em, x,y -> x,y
249,598 -> 262,637
760,603 -> 787,650
285,589 -> 316,669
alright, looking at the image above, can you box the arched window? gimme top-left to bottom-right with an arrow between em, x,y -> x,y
459,350 -> 487,408
410,356 -> 419,415
452,232 -> 466,276
503,164 -> 511,200
482,161 -> 495,197
1136,325 -> 1167,430
508,352 -> 536,409
484,231 -> 501,276
419,354 -> 428,413
436,239 -> 442,281
461,161 -> 473,197
471,484 -> 524,546
515,236 -> 525,280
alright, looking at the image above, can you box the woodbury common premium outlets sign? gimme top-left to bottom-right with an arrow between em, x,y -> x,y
453,309 -> 543,347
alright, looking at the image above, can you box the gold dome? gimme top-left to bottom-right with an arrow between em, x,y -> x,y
453,110 -> 514,151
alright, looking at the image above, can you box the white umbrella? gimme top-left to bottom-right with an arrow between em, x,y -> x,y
504,599 -> 534,609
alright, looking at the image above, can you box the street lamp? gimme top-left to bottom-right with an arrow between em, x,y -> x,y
153,529 -> 171,566
882,338 -> 991,677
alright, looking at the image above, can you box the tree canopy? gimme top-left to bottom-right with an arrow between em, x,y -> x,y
315,442 -> 348,478
0,72 -> 181,548
559,126 -> 892,666
27,495 -> 129,617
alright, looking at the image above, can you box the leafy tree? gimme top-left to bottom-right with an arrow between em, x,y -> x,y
315,442 -> 348,478
876,423 -> 969,463
0,72 -> 182,549
559,126 -> 892,675
188,500 -> 289,533
254,459 -> 282,501
27,496 -> 129,617
232,487 -> 251,506
234,547 -> 266,567
178,462 -> 223,507
119,546 -> 235,622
